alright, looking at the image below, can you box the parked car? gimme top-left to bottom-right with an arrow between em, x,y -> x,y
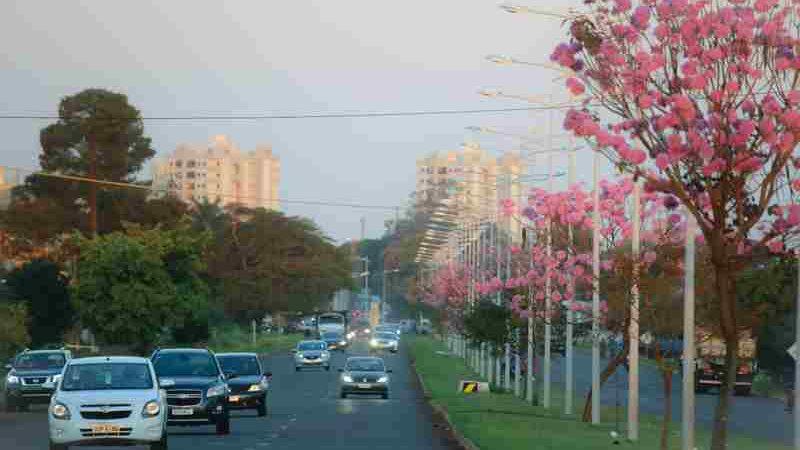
339,356 -> 391,399
369,332 -> 399,353
47,356 -> 167,450
293,341 -> 331,371
150,348 -> 232,435
216,353 -> 272,417
5,349 -> 71,412
320,331 -> 348,351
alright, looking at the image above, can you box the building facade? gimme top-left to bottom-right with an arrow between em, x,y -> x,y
152,135 -> 280,210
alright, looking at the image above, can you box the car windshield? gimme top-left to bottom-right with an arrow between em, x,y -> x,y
61,363 -> 153,391
218,356 -> 261,376
322,333 -> 341,340
346,359 -> 385,372
14,352 -> 66,370
152,352 -> 219,377
377,332 -> 397,340
298,342 -> 326,351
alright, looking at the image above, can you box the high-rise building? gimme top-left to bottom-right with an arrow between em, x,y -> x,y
152,135 -> 280,210
415,143 -> 526,241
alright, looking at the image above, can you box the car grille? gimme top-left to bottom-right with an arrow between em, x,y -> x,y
229,384 -> 251,394
357,375 -> 380,383
81,410 -> 132,420
80,427 -> 132,437
166,390 -> 202,406
304,355 -> 319,360
22,377 -> 48,385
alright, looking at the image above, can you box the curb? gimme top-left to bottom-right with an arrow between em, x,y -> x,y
409,355 -> 480,450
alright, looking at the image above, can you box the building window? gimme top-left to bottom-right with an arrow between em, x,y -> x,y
187,160 -> 196,168
175,160 -> 183,168
186,171 -> 196,179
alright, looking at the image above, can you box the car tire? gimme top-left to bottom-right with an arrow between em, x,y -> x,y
150,432 -> 168,450
381,393 -> 389,400
216,410 -> 231,435
49,440 -> 68,450
295,366 -> 300,372
325,365 -> 331,371
257,398 -> 267,417
340,392 -> 347,399
17,400 -> 28,412
4,397 -> 15,413
734,387 -> 751,397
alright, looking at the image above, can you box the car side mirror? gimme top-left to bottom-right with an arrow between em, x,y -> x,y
386,369 -> 393,373
224,372 -> 238,380
264,371 -> 273,378
337,368 -> 344,372
3,363 -> 11,370
291,349 -> 297,354
158,378 -> 176,388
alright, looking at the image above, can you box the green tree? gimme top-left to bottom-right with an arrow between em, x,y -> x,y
73,226 -> 210,352
6,88 -> 155,239
6,259 -> 74,347
463,300 -> 512,353
0,303 -> 30,361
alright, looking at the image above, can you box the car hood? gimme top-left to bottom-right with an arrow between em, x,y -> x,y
226,375 -> 262,387
157,376 -> 221,389
297,350 -> 323,358
56,388 -> 155,407
346,371 -> 386,378
10,368 -> 63,377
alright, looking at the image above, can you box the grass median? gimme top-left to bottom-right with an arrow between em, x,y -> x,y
408,335 -> 788,450
207,325 -> 302,354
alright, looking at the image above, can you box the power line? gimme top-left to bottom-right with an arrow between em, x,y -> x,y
0,104 -> 577,121
3,166 -> 399,211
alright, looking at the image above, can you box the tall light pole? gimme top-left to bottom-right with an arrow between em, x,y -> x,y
565,150 -> 576,415
382,268 -> 400,321
543,153 -> 554,409
628,178 -> 642,442
591,151 -> 601,424
682,213 -> 697,450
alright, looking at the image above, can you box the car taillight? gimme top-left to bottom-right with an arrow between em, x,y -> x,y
703,368 -> 714,375
737,365 -> 751,375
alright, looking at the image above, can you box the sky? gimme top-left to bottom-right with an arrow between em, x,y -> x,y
0,0 -> 604,242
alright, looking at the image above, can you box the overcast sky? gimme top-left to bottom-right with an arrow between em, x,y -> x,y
0,0 -> 604,242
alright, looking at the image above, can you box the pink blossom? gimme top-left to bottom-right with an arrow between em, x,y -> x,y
768,240 -> 784,253
643,251 -> 657,264
566,77 -> 585,96
631,5 -> 651,29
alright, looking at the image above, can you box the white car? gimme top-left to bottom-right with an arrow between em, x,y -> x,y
370,332 -> 400,353
48,356 -> 168,450
293,340 -> 331,371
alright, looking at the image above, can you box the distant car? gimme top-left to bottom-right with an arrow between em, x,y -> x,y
47,356 -> 167,450
150,348 -> 232,435
370,332 -> 399,353
217,353 -> 272,417
339,356 -> 391,399
320,331 -> 348,351
294,341 -> 331,371
4,349 -> 71,412
374,324 -> 401,337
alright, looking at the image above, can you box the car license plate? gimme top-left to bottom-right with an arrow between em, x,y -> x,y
91,424 -> 121,434
357,383 -> 371,389
229,395 -> 240,402
171,407 -> 193,416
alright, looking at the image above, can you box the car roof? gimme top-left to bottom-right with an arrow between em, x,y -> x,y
20,349 -> 68,355
69,356 -> 149,365
216,352 -> 258,357
154,348 -> 212,354
346,356 -> 384,362
298,340 -> 325,345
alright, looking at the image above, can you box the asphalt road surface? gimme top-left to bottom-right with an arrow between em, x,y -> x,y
0,339 -> 458,450
549,349 -> 792,445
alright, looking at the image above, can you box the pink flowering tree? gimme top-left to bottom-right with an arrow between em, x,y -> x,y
422,263 -> 471,332
553,0 -> 800,446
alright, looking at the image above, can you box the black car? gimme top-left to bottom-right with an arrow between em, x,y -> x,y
216,353 -> 272,417
321,331 -> 348,351
4,349 -> 71,412
150,348 -> 232,435
339,356 -> 392,399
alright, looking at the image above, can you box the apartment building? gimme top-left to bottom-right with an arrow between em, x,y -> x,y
152,135 -> 280,210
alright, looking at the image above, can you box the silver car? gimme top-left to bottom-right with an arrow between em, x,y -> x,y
369,332 -> 399,353
47,356 -> 168,450
293,340 -> 331,371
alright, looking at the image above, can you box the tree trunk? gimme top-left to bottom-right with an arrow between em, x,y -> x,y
655,343 -> 672,450
582,341 -> 630,422
710,252 -> 739,450
87,134 -> 98,235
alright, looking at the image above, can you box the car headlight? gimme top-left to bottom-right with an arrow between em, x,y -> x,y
5,374 -> 19,385
142,400 -> 161,417
339,340 -> 347,346
248,384 -> 264,392
377,376 -> 389,383
370,339 -> 379,346
342,375 -> 354,383
51,402 -> 71,420
364,329 -> 370,334
50,374 -> 62,383
206,384 -> 228,397
321,352 -> 330,359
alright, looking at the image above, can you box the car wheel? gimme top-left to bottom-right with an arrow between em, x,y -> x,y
325,365 -> 331,371
340,392 -> 347,399
216,410 -> 231,435
381,393 -> 389,399
257,397 -> 267,417
17,400 -> 28,412
4,396 -> 15,413
734,387 -> 751,396
295,366 -> 300,372
150,432 -> 168,450
49,440 -> 68,450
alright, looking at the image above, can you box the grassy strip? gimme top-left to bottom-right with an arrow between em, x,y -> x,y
207,326 -> 302,354
409,336 -> 788,450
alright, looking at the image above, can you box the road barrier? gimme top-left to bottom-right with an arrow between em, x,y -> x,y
460,380 -> 490,394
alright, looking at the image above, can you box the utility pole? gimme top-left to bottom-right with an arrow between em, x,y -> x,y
628,178 -> 642,442
565,150 -> 576,415
543,153 -> 553,409
88,134 -> 98,235
682,213 -> 696,450
591,151 -> 601,424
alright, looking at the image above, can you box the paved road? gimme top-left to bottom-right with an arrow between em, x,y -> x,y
0,340 -> 458,449
548,349 -> 792,445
